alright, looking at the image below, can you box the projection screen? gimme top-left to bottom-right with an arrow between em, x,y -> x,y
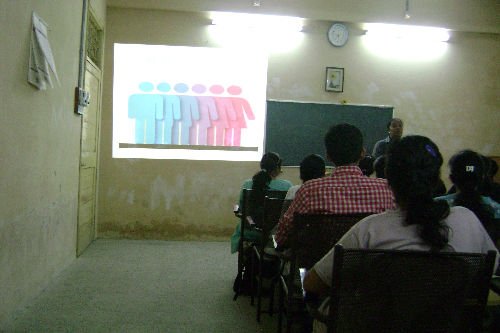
113,43 -> 268,161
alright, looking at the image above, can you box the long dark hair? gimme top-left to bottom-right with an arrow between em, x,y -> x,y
250,152 -> 282,224
386,136 -> 450,250
449,150 -> 495,236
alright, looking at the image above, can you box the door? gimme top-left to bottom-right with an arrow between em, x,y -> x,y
77,59 -> 101,256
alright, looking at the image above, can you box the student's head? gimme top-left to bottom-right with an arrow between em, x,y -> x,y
449,150 -> 496,236
489,159 -> 498,179
300,154 -> 326,183
259,152 -> 282,178
387,118 -> 404,141
252,152 -> 283,193
386,135 -> 443,204
324,123 -> 363,166
386,135 -> 449,250
481,155 -> 498,182
448,150 -> 485,193
251,152 -> 283,220
358,155 -> 375,177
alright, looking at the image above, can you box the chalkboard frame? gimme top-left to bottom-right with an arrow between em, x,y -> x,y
265,100 -> 394,166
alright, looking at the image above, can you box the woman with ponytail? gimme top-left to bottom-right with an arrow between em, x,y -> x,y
230,152 -> 292,254
436,150 -> 500,247
304,136 -> 498,319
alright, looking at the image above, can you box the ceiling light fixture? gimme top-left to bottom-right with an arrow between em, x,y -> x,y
365,23 -> 450,42
211,12 -> 303,32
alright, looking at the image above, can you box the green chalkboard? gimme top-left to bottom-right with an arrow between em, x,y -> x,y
265,100 -> 393,166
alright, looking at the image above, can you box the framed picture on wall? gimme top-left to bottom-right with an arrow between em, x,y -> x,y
325,67 -> 344,92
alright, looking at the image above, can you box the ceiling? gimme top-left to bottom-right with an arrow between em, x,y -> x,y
106,0 -> 500,34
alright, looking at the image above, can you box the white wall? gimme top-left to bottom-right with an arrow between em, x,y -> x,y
0,0 -> 106,324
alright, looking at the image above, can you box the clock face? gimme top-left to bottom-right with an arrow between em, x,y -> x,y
328,23 -> 349,47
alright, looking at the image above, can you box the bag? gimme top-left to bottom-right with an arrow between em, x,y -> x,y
233,246 -> 258,298
233,245 -> 281,299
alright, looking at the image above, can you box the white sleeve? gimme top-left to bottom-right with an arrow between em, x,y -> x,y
312,222 -> 364,287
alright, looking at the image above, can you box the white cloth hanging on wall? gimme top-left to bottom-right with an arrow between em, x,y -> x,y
28,12 -> 59,90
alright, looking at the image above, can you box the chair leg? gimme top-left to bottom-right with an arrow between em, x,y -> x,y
256,255 -> 263,321
233,237 -> 244,301
277,278 -> 283,333
250,250 -> 256,306
268,277 -> 275,316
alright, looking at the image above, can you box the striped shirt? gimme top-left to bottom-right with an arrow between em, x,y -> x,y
275,166 -> 395,246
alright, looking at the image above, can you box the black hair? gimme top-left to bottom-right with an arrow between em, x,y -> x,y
489,158 -> 498,178
300,154 -> 326,182
386,135 -> 450,250
449,150 -> 495,237
324,123 -> 363,166
249,152 -> 282,225
359,155 -> 375,177
387,118 -> 404,130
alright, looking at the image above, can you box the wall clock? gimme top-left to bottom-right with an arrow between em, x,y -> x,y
328,23 -> 349,47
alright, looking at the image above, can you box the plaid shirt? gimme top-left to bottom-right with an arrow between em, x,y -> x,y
275,165 -> 395,246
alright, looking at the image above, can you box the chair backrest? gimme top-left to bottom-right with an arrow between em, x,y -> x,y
290,213 -> 371,270
240,189 -> 287,238
328,245 -> 496,333
244,188 -> 288,228
239,189 -> 253,252
256,196 -> 286,251
265,189 -> 288,200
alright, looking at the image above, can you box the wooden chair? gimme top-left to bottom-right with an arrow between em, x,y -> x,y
277,212 -> 370,333
314,245 -> 496,333
251,196 -> 286,321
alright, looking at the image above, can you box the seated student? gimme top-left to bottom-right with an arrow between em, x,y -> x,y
274,123 -> 395,248
358,154 -> 375,177
435,150 -> 500,247
230,152 -> 292,254
285,154 -> 326,201
482,156 -> 500,203
304,136 -> 499,333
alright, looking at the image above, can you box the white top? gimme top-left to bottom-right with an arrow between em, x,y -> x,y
314,206 -> 499,286
285,184 -> 301,200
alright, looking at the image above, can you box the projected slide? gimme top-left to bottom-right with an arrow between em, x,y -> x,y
113,44 -> 268,161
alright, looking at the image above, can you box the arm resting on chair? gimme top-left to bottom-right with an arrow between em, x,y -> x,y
303,268 -> 329,297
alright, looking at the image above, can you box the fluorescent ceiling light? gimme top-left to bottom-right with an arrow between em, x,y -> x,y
365,23 -> 450,42
211,12 -> 303,32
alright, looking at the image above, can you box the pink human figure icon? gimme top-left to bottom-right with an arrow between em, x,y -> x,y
190,84 -> 218,145
226,85 -> 255,147
207,84 -> 236,146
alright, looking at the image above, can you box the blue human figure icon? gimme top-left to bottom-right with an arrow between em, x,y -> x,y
156,82 -> 181,144
208,84 -> 236,146
128,82 -> 163,144
226,85 -> 255,147
172,83 -> 200,145
190,84 -> 218,145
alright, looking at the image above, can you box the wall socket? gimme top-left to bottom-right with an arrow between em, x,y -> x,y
74,87 -> 90,114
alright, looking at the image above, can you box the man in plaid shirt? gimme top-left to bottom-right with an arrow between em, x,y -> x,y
275,123 -> 395,247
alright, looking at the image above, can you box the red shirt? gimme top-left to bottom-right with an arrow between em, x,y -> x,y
275,166 -> 395,246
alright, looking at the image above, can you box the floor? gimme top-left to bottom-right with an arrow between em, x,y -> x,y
1,239 -> 279,332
